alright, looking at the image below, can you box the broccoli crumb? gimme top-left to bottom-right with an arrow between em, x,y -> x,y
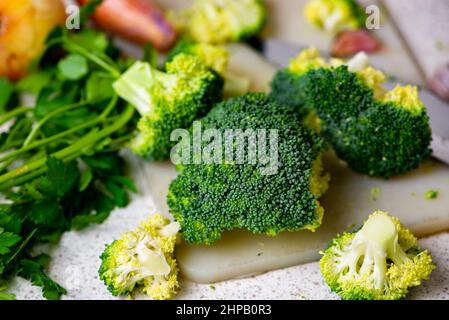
209,285 -> 216,291
370,187 -> 381,201
257,252 -> 263,257
425,189 -> 439,200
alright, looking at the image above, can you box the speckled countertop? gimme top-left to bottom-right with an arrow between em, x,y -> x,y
9,190 -> 449,300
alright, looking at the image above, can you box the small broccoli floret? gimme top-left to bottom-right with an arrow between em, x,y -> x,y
167,93 -> 330,245
270,47 -> 328,114
166,40 -> 250,97
305,0 -> 366,34
320,211 -> 435,300
113,53 -> 223,160
99,214 -> 180,300
174,0 -> 267,44
271,49 -> 432,178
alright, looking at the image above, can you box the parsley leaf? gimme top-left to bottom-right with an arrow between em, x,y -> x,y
0,228 -> 21,255
18,258 -> 66,300
58,54 -> 89,80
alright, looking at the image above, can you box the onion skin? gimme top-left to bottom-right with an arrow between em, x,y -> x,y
79,0 -> 177,51
331,30 -> 382,58
428,64 -> 449,101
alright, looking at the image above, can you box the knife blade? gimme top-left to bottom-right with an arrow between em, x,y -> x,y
262,38 -> 449,165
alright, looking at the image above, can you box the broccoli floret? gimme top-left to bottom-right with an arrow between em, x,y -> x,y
99,214 -> 180,300
270,47 -> 328,114
166,39 -> 250,97
167,93 -> 330,245
306,66 -> 431,178
174,0 -> 267,44
271,49 -> 432,178
304,0 -> 367,34
113,53 -> 223,160
320,211 -> 435,300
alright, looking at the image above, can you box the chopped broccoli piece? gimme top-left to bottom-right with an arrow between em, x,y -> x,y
174,0 -> 267,44
305,0 -> 367,34
167,93 -> 330,245
425,189 -> 439,200
166,39 -> 250,97
113,53 -> 223,160
99,214 -> 180,300
270,49 -> 432,178
370,187 -> 381,201
270,47 -> 327,114
320,211 -> 435,300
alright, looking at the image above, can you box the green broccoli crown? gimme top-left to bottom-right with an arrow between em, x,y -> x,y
167,93 -> 330,245
113,54 -> 224,160
305,65 -> 432,177
270,48 -> 328,114
320,211 -> 435,300
99,214 -> 180,300
270,69 -> 311,115
175,0 -> 267,44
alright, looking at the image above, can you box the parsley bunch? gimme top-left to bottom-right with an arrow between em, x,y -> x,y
0,23 -> 138,299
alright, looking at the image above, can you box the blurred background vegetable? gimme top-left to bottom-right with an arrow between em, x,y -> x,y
0,0 -> 65,80
78,0 -> 178,51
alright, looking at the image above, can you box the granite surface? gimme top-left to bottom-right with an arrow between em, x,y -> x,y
9,191 -> 449,300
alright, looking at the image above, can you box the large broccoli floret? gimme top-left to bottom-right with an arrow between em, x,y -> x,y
304,0 -> 367,34
174,0 -> 267,44
166,40 -> 250,97
167,93 -> 330,245
271,49 -> 432,178
99,214 -> 180,300
320,211 -> 435,300
113,53 -> 223,160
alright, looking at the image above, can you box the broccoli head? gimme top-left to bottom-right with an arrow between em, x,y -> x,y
320,211 -> 435,300
167,93 -> 330,245
304,0 -> 366,34
174,0 -> 267,44
99,214 -> 180,300
166,39 -> 250,97
113,53 -> 224,160
270,47 -> 328,114
271,49 -> 432,178
306,55 -> 432,177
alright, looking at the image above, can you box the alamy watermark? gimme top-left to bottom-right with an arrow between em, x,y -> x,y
170,121 -> 279,176
365,5 -> 381,30
65,3 -> 80,30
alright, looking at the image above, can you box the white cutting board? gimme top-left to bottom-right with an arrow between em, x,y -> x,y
135,43 -> 449,283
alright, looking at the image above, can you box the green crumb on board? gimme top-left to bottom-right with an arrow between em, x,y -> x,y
257,252 -> 263,257
370,187 -> 381,200
209,285 -> 216,291
425,189 -> 439,200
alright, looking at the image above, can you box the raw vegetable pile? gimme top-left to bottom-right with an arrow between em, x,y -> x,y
0,0 -> 437,301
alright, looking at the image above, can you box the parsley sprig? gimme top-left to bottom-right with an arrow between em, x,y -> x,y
0,23 -> 137,299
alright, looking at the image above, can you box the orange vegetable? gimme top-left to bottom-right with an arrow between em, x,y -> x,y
0,0 -> 66,80
79,0 -> 177,51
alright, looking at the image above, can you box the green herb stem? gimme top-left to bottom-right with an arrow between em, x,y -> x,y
0,105 -> 134,189
63,40 -> 121,78
0,107 -> 33,126
22,102 -> 88,147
